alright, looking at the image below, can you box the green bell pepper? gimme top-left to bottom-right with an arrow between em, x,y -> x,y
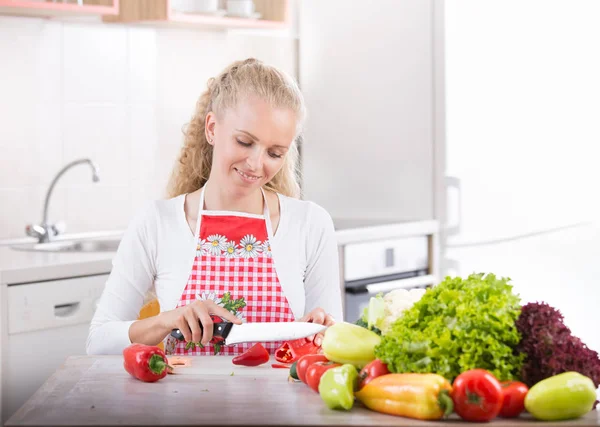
524,371 -> 596,421
318,364 -> 358,411
321,322 -> 381,368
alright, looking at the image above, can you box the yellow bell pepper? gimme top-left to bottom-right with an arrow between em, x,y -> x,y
354,373 -> 453,420
321,322 -> 381,368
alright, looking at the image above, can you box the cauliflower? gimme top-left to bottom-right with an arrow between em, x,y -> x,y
357,287 -> 427,335
379,288 -> 427,333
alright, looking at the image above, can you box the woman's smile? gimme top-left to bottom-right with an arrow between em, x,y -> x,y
234,167 -> 262,182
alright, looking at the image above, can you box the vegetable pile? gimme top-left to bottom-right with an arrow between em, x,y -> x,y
374,273 -> 524,381
516,301 -> 600,389
122,271 -> 600,423
294,271 -> 599,422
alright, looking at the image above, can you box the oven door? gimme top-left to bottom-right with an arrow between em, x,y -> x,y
344,274 -> 435,323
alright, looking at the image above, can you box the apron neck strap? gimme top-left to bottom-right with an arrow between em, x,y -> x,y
198,185 -> 274,238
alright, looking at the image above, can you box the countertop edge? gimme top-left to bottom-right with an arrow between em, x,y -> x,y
0,258 -> 113,285
0,220 -> 440,285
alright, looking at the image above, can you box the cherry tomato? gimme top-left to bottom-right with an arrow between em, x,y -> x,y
358,359 -> 390,389
305,361 -> 342,393
295,354 -> 329,384
499,381 -> 529,418
451,369 -> 504,422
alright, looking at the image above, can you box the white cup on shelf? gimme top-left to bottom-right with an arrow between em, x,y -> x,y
226,0 -> 255,17
173,0 -> 220,13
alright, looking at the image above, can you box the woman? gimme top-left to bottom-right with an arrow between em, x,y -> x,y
87,58 -> 342,356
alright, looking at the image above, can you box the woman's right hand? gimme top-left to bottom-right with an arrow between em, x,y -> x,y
160,300 -> 242,345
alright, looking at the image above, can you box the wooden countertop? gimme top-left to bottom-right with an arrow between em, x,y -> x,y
6,355 -> 599,427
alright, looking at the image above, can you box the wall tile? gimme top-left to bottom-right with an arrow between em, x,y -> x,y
128,27 -> 157,103
0,139 -> 37,189
0,17 -> 296,239
35,21 -> 62,104
65,185 -> 131,233
156,28 -> 227,117
0,18 -> 38,155
129,103 -> 162,211
62,103 -> 129,188
35,102 -> 63,188
62,23 -> 127,103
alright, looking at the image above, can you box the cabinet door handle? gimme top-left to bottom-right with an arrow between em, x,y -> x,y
445,176 -> 462,236
54,302 -> 81,317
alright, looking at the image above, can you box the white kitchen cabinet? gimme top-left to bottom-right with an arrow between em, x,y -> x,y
1,273 -> 108,423
298,0 -> 446,223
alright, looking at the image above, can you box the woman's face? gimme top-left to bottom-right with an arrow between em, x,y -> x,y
206,96 -> 297,195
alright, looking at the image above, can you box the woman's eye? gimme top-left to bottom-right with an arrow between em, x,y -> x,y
237,139 -> 251,147
268,152 -> 283,159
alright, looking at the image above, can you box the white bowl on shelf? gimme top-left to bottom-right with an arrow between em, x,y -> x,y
172,0 -> 221,14
226,0 -> 256,18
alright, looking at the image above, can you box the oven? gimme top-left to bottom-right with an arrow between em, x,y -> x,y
334,222 -> 439,323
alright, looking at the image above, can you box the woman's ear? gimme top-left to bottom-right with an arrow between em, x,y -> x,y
205,111 -> 216,145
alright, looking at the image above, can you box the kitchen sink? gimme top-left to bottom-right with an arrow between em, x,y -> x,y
11,239 -> 120,253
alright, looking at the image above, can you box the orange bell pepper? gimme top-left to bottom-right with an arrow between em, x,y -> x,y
354,373 -> 454,420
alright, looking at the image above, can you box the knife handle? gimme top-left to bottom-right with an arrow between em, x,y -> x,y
170,321 -> 233,342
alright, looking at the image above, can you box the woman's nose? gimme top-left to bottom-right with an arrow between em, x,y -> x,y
246,150 -> 264,171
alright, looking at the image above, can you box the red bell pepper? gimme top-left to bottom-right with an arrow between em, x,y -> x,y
123,343 -> 170,383
271,363 -> 291,369
274,338 -> 320,363
232,343 -> 270,367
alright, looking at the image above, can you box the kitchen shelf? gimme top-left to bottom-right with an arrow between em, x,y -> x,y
0,0 -> 119,18
103,0 -> 289,31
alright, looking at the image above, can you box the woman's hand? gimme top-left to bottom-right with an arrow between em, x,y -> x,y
160,300 -> 242,345
297,307 -> 336,346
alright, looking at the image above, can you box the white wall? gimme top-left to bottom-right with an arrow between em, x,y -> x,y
445,0 -> 600,243
445,1 -> 600,353
0,17 -> 296,240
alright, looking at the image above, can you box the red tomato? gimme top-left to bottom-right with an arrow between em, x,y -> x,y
451,369 -> 504,422
499,381 -> 529,418
305,361 -> 342,393
358,359 -> 390,389
295,354 -> 329,384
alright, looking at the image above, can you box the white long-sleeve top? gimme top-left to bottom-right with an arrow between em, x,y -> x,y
86,193 -> 342,355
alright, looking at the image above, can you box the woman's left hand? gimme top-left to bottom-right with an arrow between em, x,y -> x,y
297,307 -> 336,346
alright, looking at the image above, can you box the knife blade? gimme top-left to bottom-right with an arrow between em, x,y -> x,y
170,321 -> 326,345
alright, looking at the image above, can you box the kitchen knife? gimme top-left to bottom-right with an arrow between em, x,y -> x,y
170,321 -> 326,345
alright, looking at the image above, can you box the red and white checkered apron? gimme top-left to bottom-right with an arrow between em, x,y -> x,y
165,188 -> 295,356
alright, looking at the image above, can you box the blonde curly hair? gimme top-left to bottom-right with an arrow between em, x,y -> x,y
167,58 -> 305,199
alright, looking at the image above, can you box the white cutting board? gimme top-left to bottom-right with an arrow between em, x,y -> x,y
167,355 -> 291,377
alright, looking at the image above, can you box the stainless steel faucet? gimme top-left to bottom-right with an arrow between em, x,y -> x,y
26,158 -> 100,243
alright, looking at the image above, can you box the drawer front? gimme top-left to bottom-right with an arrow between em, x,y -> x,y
7,274 -> 108,334
344,237 -> 429,282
